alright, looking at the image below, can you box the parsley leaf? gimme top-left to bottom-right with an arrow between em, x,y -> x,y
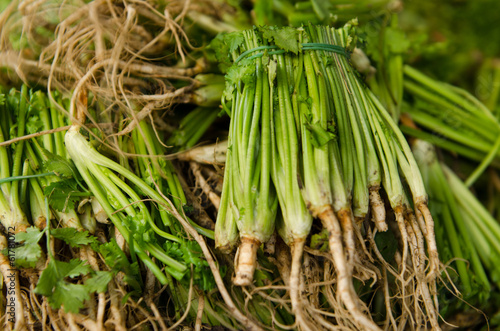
305,122 -> 336,148
260,26 -> 299,54
99,239 -> 142,293
164,241 -> 214,291
44,179 -> 89,212
51,228 -> 97,248
15,227 -> 44,245
42,153 -> 78,178
385,28 -> 410,54
210,32 -> 245,73
50,283 -> 89,313
12,227 -> 44,268
84,271 -> 113,293
12,244 -> 43,268
224,59 -> 256,100
35,259 -> 93,313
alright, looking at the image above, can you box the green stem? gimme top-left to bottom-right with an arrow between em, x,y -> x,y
465,134 -> 500,187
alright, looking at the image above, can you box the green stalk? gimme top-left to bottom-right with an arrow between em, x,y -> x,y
65,129 -> 171,284
404,65 -> 496,121
400,126 -> 500,168
465,134 -> 500,187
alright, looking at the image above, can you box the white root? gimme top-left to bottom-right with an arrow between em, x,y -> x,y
108,280 -> 127,331
382,268 -> 398,331
234,236 -> 261,286
338,209 -> 356,272
290,239 -> 314,331
319,206 -> 381,331
178,140 -> 228,165
369,187 -> 388,232
408,212 -> 441,331
416,202 -> 439,281
394,206 -> 409,278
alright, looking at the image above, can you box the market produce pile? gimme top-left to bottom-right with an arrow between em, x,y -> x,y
1,0 -> 500,330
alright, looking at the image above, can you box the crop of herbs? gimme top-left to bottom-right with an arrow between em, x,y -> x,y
1,0 -> 500,330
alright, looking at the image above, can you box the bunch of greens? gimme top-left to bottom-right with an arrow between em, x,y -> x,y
0,86 -> 31,233
213,22 -> 441,330
402,65 -> 500,187
413,140 -> 494,316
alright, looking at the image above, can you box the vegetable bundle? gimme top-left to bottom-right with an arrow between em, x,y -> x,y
413,139 -> 496,314
214,23 -> 441,330
2,0 -> 500,329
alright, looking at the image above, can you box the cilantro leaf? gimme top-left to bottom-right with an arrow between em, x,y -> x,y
99,240 -> 142,292
84,271 -> 113,293
44,179 -> 89,212
35,259 -> 93,313
34,260 -> 60,297
26,91 -> 47,135
305,122 -> 336,148
42,153 -> 78,178
55,259 -> 93,278
12,244 -> 43,268
261,26 -> 299,54
50,282 -> 89,313
385,28 -> 410,54
310,229 -> 329,252
164,241 -> 214,291
51,228 -> 97,248
15,227 -> 44,245
226,32 -> 244,54
210,32 -> 244,73
224,59 -> 256,100
11,227 -> 44,268
26,115 -> 43,135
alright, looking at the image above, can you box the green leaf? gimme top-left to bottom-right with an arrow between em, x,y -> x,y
226,60 -> 255,87
164,240 -> 214,291
99,240 -> 142,292
0,93 -> 4,106
35,258 -> 93,313
26,91 -> 47,135
13,244 -> 43,268
226,32 -> 245,54
11,227 -> 44,268
261,26 -> 299,54
305,122 -> 336,148
26,116 -> 43,135
224,60 -> 256,100
310,229 -> 329,251
44,179 -> 87,212
55,259 -> 92,279
42,153 -> 78,178
34,260 -> 59,297
50,282 -> 89,313
84,271 -> 113,293
15,227 -> 44,244
51,228 -> 97,248
210,32 -> 244,72
385,28 -> 410,54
